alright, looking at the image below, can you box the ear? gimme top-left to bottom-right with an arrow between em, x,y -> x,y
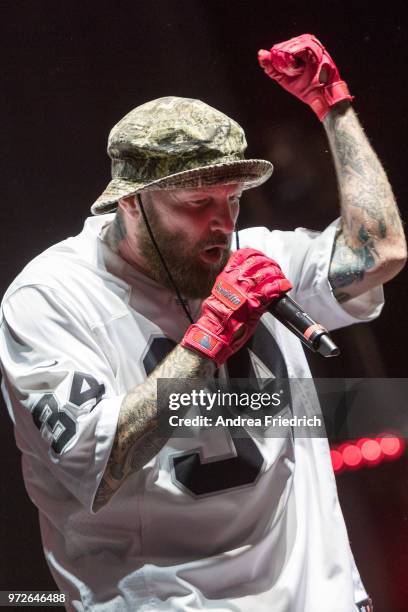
117,195 -> 139,219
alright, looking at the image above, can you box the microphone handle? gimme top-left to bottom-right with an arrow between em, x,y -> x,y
268,295 -> 340,358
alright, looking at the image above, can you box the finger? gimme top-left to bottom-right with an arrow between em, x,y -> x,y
292,44 -> 321,65
258,49 -> 286,80
224,248 -> 264,272
239,256 -> 273,277
256,277 -> 293,300
270,49 -> 304,76
257,47 -> 288,81
249,264 -> 287,287
257,48 -> 272,67
278,34 -> 323,57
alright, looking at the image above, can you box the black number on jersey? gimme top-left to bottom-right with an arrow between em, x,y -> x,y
32,393 -> 77,454
69,372 -> 105,409
143,336 -> 178,377
143,322 -> 289,497
31,371 -> 105,454
172,437 -> 264,496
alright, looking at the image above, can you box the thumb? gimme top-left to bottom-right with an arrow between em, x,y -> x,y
258,48 -> 272,67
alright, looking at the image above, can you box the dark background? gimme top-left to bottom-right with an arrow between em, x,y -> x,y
1,1 -> 407,610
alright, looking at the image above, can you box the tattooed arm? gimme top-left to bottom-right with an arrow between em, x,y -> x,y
93,345 -> 215,511
96,203 -> 216,510
323,103 -> 406,303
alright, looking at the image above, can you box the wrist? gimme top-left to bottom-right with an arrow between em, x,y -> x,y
178,342 -> 218,372
322,99 -> 352,123
322,103 -> 358,137
311,82 -> 353,122
181,325 -> 228,368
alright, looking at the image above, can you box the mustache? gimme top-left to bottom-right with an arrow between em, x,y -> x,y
199,234 -> 231,250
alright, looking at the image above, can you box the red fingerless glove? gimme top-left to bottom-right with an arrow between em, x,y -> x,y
181,248 -> 292,367
258,33 -> 354,121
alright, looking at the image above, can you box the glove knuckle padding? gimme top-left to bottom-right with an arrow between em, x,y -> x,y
181,248 -> 291,366
239,261 -> 271,281
255,280 -> 282,302
223,247 -> 255,268
258,32 -> 353,121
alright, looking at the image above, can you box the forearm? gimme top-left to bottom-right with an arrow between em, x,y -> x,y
324,103 -> 406,301
94,345 -> 214,510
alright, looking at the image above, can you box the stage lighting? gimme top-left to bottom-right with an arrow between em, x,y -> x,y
330,434 -> 405,474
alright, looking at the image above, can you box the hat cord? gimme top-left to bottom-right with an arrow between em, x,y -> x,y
136,193 -> 241,326
136,193 -> 194,324
235,227 -> 240,250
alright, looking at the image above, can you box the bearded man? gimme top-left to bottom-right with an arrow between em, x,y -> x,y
0,35 -> 405,612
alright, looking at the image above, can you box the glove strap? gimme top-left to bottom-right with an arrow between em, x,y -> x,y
324,80 -> 353,105
310,80 -> 354,121
181,324 -> 229,367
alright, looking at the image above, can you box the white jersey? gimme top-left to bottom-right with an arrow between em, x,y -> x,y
0,214 -> 383,612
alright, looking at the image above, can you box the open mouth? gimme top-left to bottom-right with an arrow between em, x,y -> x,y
199,246 -> 225,265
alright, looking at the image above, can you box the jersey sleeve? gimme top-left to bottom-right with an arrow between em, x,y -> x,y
239,219 -> 384,331
0,284 -> 125,513
286,219 -> 384,330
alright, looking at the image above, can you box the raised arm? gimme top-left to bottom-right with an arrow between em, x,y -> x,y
323,104 -> 406,302
258,33 -> 406,302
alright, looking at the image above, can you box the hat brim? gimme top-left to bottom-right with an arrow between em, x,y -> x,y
91,159 -> 273,215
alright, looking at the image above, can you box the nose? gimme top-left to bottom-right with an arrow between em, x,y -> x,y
209,197 -> 238,234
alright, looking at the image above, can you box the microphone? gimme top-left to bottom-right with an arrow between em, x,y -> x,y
269,294 -> 340,358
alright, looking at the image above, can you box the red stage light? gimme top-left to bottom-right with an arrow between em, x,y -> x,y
360,439 -> 382,466
341,444 -> 363,469
378,435 -> 405,460
330,449 -> 344,473
330,434 -> 405,473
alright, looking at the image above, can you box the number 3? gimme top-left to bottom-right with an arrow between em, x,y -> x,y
143,323 -> 290,497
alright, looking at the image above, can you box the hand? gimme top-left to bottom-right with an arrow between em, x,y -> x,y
258,33 -> 353,121
181,248 -> 292,367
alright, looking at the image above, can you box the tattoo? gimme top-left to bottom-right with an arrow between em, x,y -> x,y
93,346 -> 215,511
324,106 -> 406,300
378,219 -> 387,239
329,228 -> 377,292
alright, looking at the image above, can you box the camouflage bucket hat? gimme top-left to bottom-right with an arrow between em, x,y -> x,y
91,96 -> 273,215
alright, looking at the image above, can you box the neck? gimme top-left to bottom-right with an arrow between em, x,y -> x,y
100,213 -> 124,253
101,216 -> 155,280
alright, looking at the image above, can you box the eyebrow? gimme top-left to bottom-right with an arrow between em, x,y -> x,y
172,190 -> 243,204
192,191 -> 243,198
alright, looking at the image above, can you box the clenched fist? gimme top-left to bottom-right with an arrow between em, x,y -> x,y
181,248 -> 292,367
258,34 -> 353,120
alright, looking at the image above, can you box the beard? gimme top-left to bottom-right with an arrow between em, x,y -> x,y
138,210 -> 232,299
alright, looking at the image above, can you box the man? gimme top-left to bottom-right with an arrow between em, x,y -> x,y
0,35 -> 405,611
